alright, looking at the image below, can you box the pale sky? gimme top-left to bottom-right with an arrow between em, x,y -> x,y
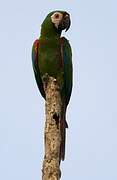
0,0 -> 117,179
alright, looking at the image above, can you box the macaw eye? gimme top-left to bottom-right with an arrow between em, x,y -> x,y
55,14 -> 59,18
65,14 -> 69,17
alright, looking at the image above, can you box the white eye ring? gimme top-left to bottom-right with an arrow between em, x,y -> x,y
51,12 -> 63,28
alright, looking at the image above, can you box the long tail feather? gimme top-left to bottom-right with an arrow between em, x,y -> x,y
60,125 -> 66,161
59,106 -> 68,163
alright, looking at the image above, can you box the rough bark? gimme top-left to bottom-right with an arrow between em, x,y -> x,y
42,75 -> 62,180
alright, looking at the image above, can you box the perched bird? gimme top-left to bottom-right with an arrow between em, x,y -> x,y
32,11 -> 73,161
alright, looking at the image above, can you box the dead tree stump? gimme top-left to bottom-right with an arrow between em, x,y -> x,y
42,75 -> 62,180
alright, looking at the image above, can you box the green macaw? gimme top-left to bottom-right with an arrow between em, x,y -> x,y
32,11 -> 73,161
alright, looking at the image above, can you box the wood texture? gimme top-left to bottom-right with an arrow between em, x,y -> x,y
42,75 -> 62,180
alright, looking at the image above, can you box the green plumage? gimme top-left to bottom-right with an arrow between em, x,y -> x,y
38,38 -> 63,78
32,11 -> 72,162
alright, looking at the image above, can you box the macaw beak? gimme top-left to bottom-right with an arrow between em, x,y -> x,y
65,15 -> 71,32
65,16 -> 71,32
58,14 -> 71,32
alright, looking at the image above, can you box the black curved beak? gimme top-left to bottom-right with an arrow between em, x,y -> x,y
65,16 -> 71,32
58,14 -> 71,32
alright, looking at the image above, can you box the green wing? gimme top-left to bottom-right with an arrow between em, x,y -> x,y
59,37 -> 72,161
32,39 -> 45,99
61,37 -> 73,107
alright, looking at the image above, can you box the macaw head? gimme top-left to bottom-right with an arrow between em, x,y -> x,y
41,11 -> 71,37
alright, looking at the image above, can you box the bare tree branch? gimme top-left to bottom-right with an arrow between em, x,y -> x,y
42,75 -> 62,180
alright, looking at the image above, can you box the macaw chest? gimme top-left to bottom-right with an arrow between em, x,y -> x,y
38,39 -> 63,77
